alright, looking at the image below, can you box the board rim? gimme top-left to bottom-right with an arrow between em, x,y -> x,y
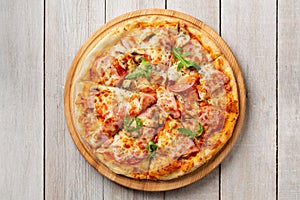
64,8 -> 246,192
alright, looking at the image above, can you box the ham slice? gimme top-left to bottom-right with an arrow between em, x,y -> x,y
168,74 -> 199,93
155,120 -> 199,160
156,87 -> 181,118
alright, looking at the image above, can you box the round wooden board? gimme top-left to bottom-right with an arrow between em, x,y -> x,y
64,9 -> 246,191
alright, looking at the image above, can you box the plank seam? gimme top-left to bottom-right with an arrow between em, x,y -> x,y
276,2 -> 279,200
88,0 -> 90,35
104,0 -> 107,25
219,0 -> 222,36
43,0 -> 46,199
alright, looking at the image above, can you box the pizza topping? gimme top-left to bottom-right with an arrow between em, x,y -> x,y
155,120 -> 200,160
138,105 -> 168,128
128,93 -> 156,116
182,39 -> 212,64
124,116 -> 143,132
125,58 -> 151,80
140,93 -> 157,110
145,141 -> 159,158
201,70 -> 229,98
186,89 -> 200,109
135,78 -> 154,93
177,123 -> 203,139
89,55 -> 126,87
199,105 -> 226,135
168,74 -> 199,93
121,36 -> 138,50
167,65 -> 182,83
121,79 -> 136,90
172,47 -> 200,71
175,27 -> 191,47
88,132 -> 111,149
156,86 -> 181,118
112,58 -> 127,76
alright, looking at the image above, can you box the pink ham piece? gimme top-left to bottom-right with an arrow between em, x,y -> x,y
140,93 -> 156,110
168,74 -> 199,93
156,87 -> 181,118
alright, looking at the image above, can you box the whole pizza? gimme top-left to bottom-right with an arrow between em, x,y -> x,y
71,15 -> 239,180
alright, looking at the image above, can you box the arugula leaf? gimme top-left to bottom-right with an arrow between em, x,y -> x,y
124,116 -> 143,132
145,141 -> 159,158
182,52 -> 192,57
198,123 -> 203,135
125,69 -> 148,79
140,58 -> 151,67
177,128 -> 197,139
177,123 -> 204,139
135,117 -> 143,127
172,47 -> 200,71
125,58 -> 151,80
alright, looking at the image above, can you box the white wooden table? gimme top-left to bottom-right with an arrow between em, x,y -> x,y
1,0 -> 299,199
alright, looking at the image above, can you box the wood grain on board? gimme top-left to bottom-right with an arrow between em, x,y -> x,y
278,0 -> 300,199
166,1 -> 220,199
0,0 -> 44,199
221,1 -> 276,199
45,0 -> 105,199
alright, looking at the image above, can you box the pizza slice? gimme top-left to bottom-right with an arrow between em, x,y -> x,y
78,53 -> 127,87
121,57 -> 169,93
156,86 -> 182,119
166,24 -> 222,88
136,105 -> 169,129
187,26 -> 222,60
120,25 -> 173,66
73,81 -> 112,151
191,56 -> 239,170
118,26 -> 176,92
95,127 -> 157,179
74,82 -> 157,149
148,119 -> 200,180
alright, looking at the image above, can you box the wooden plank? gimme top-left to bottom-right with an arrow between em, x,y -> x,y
278,0 -> 300,199
167,0 -> 219,32
0,0 -> 44,199
45,0 -> 105,199
104,1 -> 165,199
221,0 -> 276,199
166,1 -> 220,199
106,0 -> 165,20
165,171 -> 219,200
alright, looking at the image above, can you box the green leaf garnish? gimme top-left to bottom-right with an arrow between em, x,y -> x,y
177,123 -> 203,139
198,123 -> 203,135
125,58 -> 151,80
145,141 -> 159,158
140,58 -> 151,67
124,116 -> 143,132
177,128 -> 194,138
172,47 -> 200,71
182,52 -> 192,57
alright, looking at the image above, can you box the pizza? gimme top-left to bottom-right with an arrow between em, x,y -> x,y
72,15 -> 239,180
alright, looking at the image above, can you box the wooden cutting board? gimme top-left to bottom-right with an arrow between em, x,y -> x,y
64,8 -> 246,191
